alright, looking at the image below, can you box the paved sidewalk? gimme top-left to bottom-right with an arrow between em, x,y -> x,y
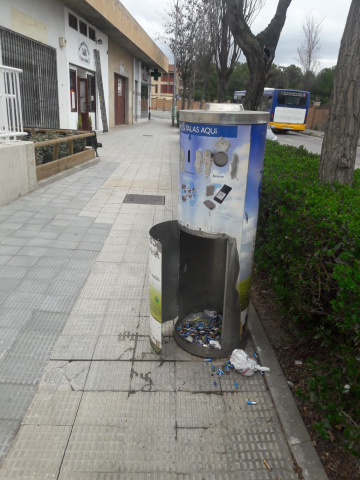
0,119 -> 297,479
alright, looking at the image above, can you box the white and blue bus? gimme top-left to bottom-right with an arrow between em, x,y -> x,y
234,88 -> 310,132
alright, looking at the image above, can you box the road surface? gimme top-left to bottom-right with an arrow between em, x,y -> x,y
276,131 -> 360,170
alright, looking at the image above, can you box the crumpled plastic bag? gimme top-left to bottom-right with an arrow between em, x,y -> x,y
230,349 -> 270,376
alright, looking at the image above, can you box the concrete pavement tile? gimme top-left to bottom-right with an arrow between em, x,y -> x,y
38,295 -> 78,313
10,331 -> 59,357
25,266 -> 61,281
0,384 -> 36,420
25,311 -> 69,333
0,354 -> 50,385
0,328 -> 20,363
3,292 -> 46,310
93,336 -> 135,360
130,361 -> 175,392
39,361 -> 90,391
22,391 -> 82,426
51,335 -> 98,360
0,309 -> 33,329
84,361 -> 132,391
0,255 -> 11,265
0,425 -> 71,479
16,279 -> 50,294
47,279 -> 84,297
0,265 -> 30,278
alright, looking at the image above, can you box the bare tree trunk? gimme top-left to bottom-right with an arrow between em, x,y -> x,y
318,0 -> 360,185
227,0 -> 292,110
218,74 -> 229,103
200,82 -> 207,109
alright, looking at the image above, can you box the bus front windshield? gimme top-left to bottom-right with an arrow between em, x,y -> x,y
277,91 -> 308,107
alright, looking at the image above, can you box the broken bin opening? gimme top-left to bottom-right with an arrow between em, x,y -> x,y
149,103 -> 269,358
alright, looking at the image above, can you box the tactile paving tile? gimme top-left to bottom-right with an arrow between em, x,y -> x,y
10,331 -> 59,357
0,420 -> 20,463
135,336 -> 175,361
175,362 -> 221,392
25,311 -> 69,333
22,391 -> 82,426
71,299 -> 109,317
47,280 -> 84,297
106,299 -> 144,318
84,361 -> 132,391
61,315 -> 104,336
0,384 -> 36,420
130,361 -> 175,392
176,392 -> 224,428
93,336 -> 135,360
0,354 -> 50,385
0,425 -> 71,479
16,278 -> 50,294
0,265 -> 30,278
75,391 -> 176,429
51,335 -> 98,360
0,278 -> 22,292
101,315 -> 139,336
38,361 -> 90,391
220,369 -> 267,392
61,424 -> 175,474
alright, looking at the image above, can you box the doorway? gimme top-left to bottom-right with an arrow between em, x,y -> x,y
78,77 -> 89,130
114,74 -> 125,125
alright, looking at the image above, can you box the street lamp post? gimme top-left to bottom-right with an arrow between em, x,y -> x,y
172,0 -> 179,127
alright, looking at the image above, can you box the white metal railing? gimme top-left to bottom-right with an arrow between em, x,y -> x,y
0,65 -> 27,141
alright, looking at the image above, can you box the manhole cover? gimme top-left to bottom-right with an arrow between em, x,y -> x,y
123,194 -> 165,205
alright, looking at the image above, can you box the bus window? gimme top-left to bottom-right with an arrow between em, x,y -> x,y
277,91 -> 308,107
260,95 -> 272,111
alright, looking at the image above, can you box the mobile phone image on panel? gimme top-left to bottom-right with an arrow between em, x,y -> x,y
214,184 -> 232,204
203,200 -> 216,210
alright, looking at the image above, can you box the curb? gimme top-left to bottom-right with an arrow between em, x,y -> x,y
300,130 -> 324,139
249,302 -> 329,480
37,158 -> 100,188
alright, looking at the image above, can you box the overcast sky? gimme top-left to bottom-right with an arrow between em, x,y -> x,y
120,0 -> 351,71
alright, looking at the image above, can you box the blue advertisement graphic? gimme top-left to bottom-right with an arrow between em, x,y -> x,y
179,121 -> 267,335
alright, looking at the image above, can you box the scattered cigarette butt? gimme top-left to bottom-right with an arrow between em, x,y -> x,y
263,459 -> 272,471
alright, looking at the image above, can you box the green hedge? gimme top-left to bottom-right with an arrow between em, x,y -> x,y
256,142 -> 360,455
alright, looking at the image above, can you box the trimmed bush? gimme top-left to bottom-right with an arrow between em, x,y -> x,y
256,141 -> 360,455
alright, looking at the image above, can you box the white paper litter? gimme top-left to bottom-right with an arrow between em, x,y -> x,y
230,349 -> 270,376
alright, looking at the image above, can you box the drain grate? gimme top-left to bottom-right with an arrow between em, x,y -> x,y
123,194 -> 165,205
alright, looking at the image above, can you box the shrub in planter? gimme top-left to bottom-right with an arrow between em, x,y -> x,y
78,114 -> 83,131
256,141 -> 360,456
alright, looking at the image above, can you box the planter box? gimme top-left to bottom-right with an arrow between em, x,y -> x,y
36,148 -> 95,181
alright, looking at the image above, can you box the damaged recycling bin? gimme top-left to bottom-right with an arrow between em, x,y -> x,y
149,103 -> 269,358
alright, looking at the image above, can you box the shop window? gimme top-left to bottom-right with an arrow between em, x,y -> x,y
155,85 -> 158,94
69,69 -> 77,111
69,13 -> 78,31
87,75 -> 96,111
141,85 -> 148,112
79,21 -> 87,37
89,27 -> 96,41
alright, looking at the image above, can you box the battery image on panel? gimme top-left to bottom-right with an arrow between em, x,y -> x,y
149,103 -> 268,357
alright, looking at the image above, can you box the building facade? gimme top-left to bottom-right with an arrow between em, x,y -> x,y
0,0 -> 168,131
151,64 -> 182,101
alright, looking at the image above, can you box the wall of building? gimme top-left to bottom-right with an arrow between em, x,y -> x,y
63,6 -> 109,131
83,0 -> 168,72
0,0 -> 68,128
0,141 -> 37,208
108,38 -> 133,127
